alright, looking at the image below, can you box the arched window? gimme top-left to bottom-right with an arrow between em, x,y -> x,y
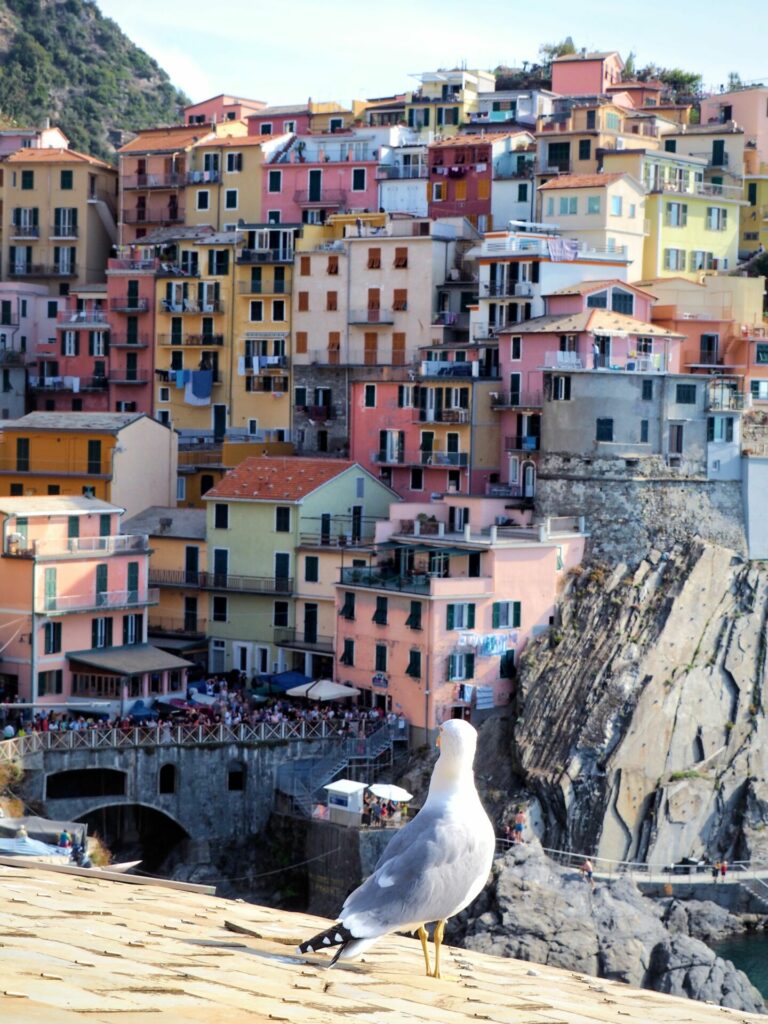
158,763 -> 176,795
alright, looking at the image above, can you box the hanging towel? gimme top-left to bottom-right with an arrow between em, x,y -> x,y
191,369 -> 213,400
71,377 -> 80,394
237,356 -> 246,376
184,379 -> 210,406
252,356 -> 260,372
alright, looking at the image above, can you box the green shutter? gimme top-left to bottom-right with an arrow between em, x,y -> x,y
492,602 -> 500,628
92,618 -> 99,647
68,516 -> 79,540
446,604 -> 454,630
467,604 -> 475,629
465,653 -> 475,679
513,601 -> 521,628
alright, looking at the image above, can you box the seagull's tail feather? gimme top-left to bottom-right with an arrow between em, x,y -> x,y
298,924 -> 377,964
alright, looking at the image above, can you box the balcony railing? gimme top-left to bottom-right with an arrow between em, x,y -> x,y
419,361 -> 480,379
340,566 -> 438,595
123,173 -> 186,189
376,165 -> 428,179
480,281 -> 534,298
186,170 -> 221,184
10,224 -> 40,238
294,188 -> 347,206
9,263 -> 77,278
50,224 -> 79,239
432,311 -> 470,329
372,449 -> 468,466
110,297 -> 149,313
536,161 -> 573,174
37,587 -> 159,615
0,349 -> 25,365
157,333 -> 225,346
237,248 -> 294,264
177,445 -> 224,467
707,389 -> 746,411
122,207 -> 185,224
28,375 -> 107,393
413,407 -> 470,424
348,308 -> 395,325
5,534 -> 149,559
298,532 -> 371,548
274,627 -> 334,653
110,334 -> 150,348
160,299 -> 223,314
57,309 -> 109,326
149,616 -> 207,637
295,404 -> 336,421
0,456 -> 110,475
238,281 -> 288,295
149,568 -> 292,594
491,390 -> 543,409
155,263 -> 200,278
505,435 -> 541,451
107,370 -> 149,384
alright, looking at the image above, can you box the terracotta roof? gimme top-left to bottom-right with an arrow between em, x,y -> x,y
429,132 -> 531,148
194,134 -> 277,149
539,172 -> 626,190
248,103 -> 311,117
547,280 -> 659,300
186,93 -> 265,107
118,127 -> 214,154
205,456 -> 356,501
4,147 -> 114,170
502,309 -> 684,338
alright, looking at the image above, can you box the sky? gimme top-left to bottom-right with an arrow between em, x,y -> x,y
95,0 -> 767,106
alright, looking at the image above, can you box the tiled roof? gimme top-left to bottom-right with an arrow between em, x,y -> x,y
2,411 -> 145,432
0,496 -> 120,516
430,132 -> 531,148
248,103 -> 311,117
0,863 -> 760,1024
118,127 -> 213,154
5,147 -> 114,170
539,172 -> 626,190
503,309 -> 684,338
194,134 -> 277,149
122,505 -> 206,540
547,280 -> 659,299
205,456 -> 356,501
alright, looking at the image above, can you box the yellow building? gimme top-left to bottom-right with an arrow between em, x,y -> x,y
122,505 -> 208,670
405,69 -> 495,138
309,100 -> 369,133
602,149 -> 743,279
177,437 -> 295,508
0,411 -> 177,516
2,148 -> 117,290
741,155 -> 768,257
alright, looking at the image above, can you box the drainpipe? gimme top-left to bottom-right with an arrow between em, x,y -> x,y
30,559 -> 38,706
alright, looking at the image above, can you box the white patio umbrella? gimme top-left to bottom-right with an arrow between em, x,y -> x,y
368,783 -> 413,803
285,679 -> 361,701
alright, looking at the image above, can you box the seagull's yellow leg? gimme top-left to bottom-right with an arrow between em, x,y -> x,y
432,919 -> 446,979
418,925 -> 431,976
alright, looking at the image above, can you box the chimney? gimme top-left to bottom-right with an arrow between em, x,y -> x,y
42,117 -> 50,130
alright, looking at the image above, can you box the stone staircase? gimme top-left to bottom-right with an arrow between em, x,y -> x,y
738,878 -> 768,912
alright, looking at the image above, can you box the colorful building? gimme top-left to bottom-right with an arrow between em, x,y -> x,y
700,87 -> 768,165
550,51 -> 624,97
0,281 -> 60,419
470,88 -> 556,128
203,457 -> 397,680
0,412 -> 177,516
376,138 -> 429,217
2,148 -> 117,290
185,94 -> 266,125
405,70 -> 496,138
334,495 -> 585,737
0,495 -> 188,707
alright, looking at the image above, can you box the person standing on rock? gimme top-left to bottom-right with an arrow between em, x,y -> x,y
514,806 -> 526,844
580,858 -> 595,890
711,861 -> 720,883
720,860 -> 728,880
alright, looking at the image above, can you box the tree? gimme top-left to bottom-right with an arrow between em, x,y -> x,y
538,37 -> 578,79
623,51 -> 637,80
727,71 -> 743,91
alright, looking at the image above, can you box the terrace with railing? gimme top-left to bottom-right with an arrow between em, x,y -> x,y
37,587 -> 159,615
149,568 -> 292,594
5,534 -> 149,559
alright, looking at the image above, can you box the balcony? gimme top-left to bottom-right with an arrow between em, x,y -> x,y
237,248 -> 294,264
238,281 -> 288,295
0,456 -> 110,475
37,587 -> 159,615
50,224 -> 79,239
110,335 -> 150,348
149,568 -> 293,594
274,627 -> 334,653
57,309 -> 109,327
246,355 -> 289,371
349,308 -> 395,325
491,390 -> 543,409
505,435 -> 541,451
157,333 -> 224,346
110,297 -> 149,313
376,164 -> 428,179
155,263 -> 200,278
293,189 -> 347,207
160,299 -> 223,314
412,407 -> 470,424
149,616 -> 207,638
432,311 -> 469,330
108,370 -> 149,385
186,170 -> 221,185
0,349 -> 25,366
419,361 -> 478,379
28,375 -> 106,393
295,404 -> 336,421
298,532 -> 372,548
650,179 -> 743,201
706,388 -> 746,411
123,173 -> 186,189
480,281 -> 534,298
9,263 -> 77,278
10,224 -> 40,239
408,449 -> 469,467
5,533 -> 149,559
122,207 -> 185,224
177,445 -> 223,468
339,565 -> 489,597
536,161 -> 573,175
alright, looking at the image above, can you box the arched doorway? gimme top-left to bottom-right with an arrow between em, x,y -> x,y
76,804 -> 188,873
522,461 -> 536,499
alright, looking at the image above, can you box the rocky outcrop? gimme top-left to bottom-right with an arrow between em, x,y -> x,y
449,841 -> 765,1014
507,540 -> 768,866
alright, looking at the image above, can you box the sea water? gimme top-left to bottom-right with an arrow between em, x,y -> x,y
712,932 -> 768,1001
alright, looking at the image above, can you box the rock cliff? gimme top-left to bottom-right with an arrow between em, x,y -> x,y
449,841 -> 765,1014
505,539 -> 768,867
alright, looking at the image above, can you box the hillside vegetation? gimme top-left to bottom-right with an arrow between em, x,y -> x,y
0,0 -> 187,159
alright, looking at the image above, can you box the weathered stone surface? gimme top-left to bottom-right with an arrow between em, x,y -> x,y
449,841 -> 765,1014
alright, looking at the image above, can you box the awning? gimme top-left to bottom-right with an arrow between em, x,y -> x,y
67,644 -> 192,676
377,542 -> 474,556
149,635 -> 208,653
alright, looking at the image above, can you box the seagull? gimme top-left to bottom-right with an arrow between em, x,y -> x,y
297,718 -> 495,978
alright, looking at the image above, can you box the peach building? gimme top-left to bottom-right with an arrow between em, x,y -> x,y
0,496 -> 189,707
185,94 -> 266,126
335,495 -> 585,738
550,51 -> 624,97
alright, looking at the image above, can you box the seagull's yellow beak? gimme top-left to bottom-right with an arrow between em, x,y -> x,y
436,728 -> 442,750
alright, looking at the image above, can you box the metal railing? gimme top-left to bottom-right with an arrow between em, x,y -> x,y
491,391 -> 543,408
376,165 -> 428,179
109,334 -> 150,348
5,534 -> 148,558
108,370 -> 149,384
8,263 -> 77,277
237,248 -> 294,264
122,207 -> 185,224
505,435 -> 541,451
148,616 -> 207,636
123,173 -> 186,189
149,568 -> 292,594
110,297 -> 149,313
50,224 -> 79,238
0,457 -> 109,475
349,308 -> 395,324
274,627 -> 334,651
157,333 -> 224,347
294,188 -> 347,205
37,587 -> 159,615
57,309 -> 109,326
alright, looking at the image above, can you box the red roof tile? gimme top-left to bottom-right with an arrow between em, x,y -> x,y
205,457 -> 355,502
539,172 -> 626,190
5,147 -> 114,170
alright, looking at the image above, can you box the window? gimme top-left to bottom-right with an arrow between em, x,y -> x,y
44,621 -> 61,654
596,418 -> 614,441
340,591 -> 355,620
546,197 -> 554,216
260,122 -> 273,135
397,384 -> 414,408
228,762 -> 245,791
375,643 -> 388,673
706,206 -> 727,231
38,670 -> 63,696
559,196 -> 577,215
367,247 -> 381,269
666,201 -> 688,227
587,195 -> 601,214
611,288 -> 634,315
552,375 -> 571,401
492,601 -> 521,628
664,139 -> 677,153
432,182 -> 444,202
364,384 -> 376,408
394,247 -> 408,268
273,601 -> 289,627
663,248 -> 686,271
326,290 -> 337,311
637,418 -> 649,444
410,467 -> 423,490
214,503 -> 229,529
690,250 -> 714,271
446,603 -> 475,630
295,331 -> 307,354
406,601 -> 422,630
176,476 -> 186,501
610,195 -> 623,216
250,300 -> 263,322
225,189 -> 238,209
196,190 -> 209,211
578,139 -> 591,161
305,555 -> 319,582
676,383 -> 697,405
708,416 -> 734,443
267,169 -> 282,193
297,291 -> 309,313
340,638 -> 355,666
447,652 -> 475,681
642,379 -> 653,401
212,596 -> 228,622
60,169 -> 73,190
352,168 -> 366,191
123,613 -> 142,645
47,300 -> 58,318
586,290 -> 608,309
406,649 -> 422,678
62,330 -> 79,356
21,170 -> 34,190
327,254 -> 339,275
226,151 -> 243,173
275,506 -> 291,532
159,764 -> 176,794
372,595 -> 388,625
606,112 -> 620,131
92,616 -> 113,648
273,299 -> 285,320
159,386 -> 170,404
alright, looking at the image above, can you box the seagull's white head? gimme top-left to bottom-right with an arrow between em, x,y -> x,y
436,718 -> 478,768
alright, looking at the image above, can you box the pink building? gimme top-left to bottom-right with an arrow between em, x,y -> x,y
493,281 -> 683,494
0,124 -> 69,159
335,495 -> 585,737
701,87 -> 768,165
0,281 -> 62,419
262,132 -> 379,224
0,496 -> 189,707
105,255 -> 157,416
248,105 -> 312,137
551,51 -> 624,97
185,94 -> 266,126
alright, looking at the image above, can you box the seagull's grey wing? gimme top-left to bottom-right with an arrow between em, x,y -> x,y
339,804 -> 493,938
